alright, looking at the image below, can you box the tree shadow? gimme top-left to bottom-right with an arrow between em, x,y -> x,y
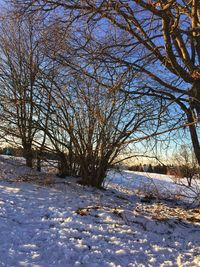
0,180 -> 199,267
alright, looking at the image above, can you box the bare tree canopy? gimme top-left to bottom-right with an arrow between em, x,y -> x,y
12,0 -> 200,164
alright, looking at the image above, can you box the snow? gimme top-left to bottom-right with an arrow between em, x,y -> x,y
106,170 -> 200,204
0,156 -> 199,267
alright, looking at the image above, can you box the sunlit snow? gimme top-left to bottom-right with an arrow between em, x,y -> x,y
0,156 -> 199,267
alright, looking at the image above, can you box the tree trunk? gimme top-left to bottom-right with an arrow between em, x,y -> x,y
190,80 -> 200,115
79,160 -> 108,188
57,153 -> 69,178
187,111 -> 200,165
25,150 -> 33,168
37,155 -> 41,172
23,142 -> 33,168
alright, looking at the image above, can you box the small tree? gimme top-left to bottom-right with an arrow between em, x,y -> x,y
0,12 -> 45,167
174,145 -> 199,186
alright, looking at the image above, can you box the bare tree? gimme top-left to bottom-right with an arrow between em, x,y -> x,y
174,145 -> 199,186
13,0 -> 200,164
37,56 -> 163,187
0,11 -> 45,167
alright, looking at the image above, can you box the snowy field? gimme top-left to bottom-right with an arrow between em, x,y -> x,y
0,156 -> 199,267
106,170 -> 200,205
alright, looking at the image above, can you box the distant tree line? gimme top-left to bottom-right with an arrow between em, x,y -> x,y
128,164 -> 168,174
128,161 -> 200,187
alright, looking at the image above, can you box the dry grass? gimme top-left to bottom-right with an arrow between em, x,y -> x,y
11,173 -> 55,186
135,202 -> 200,225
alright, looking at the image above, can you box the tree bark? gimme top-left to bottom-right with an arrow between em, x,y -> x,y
190,80 -> 200,115
22,142 -> 33,168
25,150 -> 33,168
187,111 -> 200,165
36,154 -> 41,172
79,160 -> 108,188
57,153 -> 70,178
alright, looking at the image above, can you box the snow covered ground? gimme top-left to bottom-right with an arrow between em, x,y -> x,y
106,170 -> 200,204
0,156 -> 199,267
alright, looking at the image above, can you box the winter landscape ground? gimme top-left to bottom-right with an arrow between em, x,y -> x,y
0,156 -> 199,267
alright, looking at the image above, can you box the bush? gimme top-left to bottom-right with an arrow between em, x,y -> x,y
179,165 -> 200,187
